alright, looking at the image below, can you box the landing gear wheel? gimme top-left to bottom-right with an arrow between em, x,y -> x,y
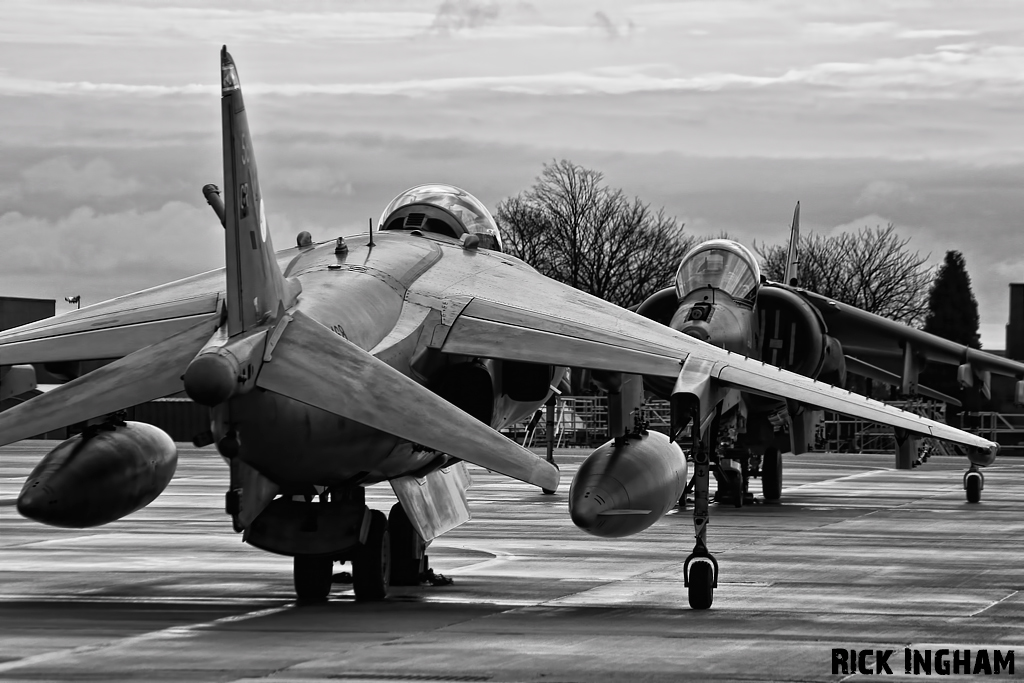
388,503 -> 427,586
719,471 -> 743,508
353,509 -> 390,601
965,469 -> 983,504
293,555 -> 333,603
761,446 -> 782,502
732,474 -> 745,508
687,561 -> 715,610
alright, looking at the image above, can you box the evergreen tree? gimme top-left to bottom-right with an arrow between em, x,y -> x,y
921,251 -> 982,418
922,251 -> 981,348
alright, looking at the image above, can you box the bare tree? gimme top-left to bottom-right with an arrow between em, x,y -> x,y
496,160 -> 693,308
756,224 -> 932,325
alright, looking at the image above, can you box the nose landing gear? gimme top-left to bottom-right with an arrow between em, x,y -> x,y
683,407 -> 719,610
964,466 -> 984,504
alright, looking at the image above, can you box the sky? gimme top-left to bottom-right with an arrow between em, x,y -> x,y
0,0 -> 1021,347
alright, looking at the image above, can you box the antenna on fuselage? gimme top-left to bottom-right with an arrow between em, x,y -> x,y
784,201 -> 800,286
368,217 -> 375,248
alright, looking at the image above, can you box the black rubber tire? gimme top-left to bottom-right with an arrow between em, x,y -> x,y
762,446 -> 783,502
353,509 -> 390,601
388,503 -> 426,586
687,561 -> 715,610
721,471 -> 743,508
966,474 -> 982,504
293,555 -> 333,603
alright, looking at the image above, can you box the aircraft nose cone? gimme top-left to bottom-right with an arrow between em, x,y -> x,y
17,480 -> 56,523
569,484 -> 612,532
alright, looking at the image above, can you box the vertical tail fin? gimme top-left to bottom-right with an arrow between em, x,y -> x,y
784,201 -> 800,286
220,47 -> 299,336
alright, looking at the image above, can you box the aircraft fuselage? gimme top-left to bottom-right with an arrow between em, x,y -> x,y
219,231 -> 559,488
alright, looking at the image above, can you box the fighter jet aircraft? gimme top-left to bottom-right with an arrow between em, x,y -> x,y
0,49 -> 1000,610
633,203 -> 1024,509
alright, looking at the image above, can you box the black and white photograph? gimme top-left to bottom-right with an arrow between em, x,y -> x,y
1,1 -> 1022,680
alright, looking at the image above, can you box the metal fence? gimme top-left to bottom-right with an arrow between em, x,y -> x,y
16,393 -> 1024,455
503,397 -> 672,448
503,397 -> 1024,455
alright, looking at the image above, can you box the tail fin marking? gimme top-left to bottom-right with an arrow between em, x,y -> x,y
220,47 -> 299,337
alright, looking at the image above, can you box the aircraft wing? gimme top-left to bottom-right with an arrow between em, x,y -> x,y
795,286 -> 1024,388
0,271 -> 223,366
432,262 -> 998,458
0,248 -> 310,368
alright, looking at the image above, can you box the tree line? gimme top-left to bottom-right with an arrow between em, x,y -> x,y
497,159 -> 978,341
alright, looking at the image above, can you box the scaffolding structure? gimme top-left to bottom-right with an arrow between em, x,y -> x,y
504,397 -> 672,448
505,396 -> 1024,455
818,400 -> 947,454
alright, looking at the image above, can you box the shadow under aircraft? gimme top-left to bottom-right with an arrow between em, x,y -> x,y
0,49 -> 1001,611
633,203 -> 1024,508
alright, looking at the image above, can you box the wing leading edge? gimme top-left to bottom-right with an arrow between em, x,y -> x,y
439,291 -> 998,459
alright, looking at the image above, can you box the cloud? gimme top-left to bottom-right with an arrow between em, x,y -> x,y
803,23 -> 977,42
0,74 -> 212,97
0,3 -> 437,46
803,22 -> 897,40
15,157 -> 142,200
0,202 -> 225,303
824,214 -> 897,238
591,11 -> 636,40
273,167 -> 355,196
5,43 -> 1022,101
0,0 -> 582,48
855,180 -> 916,207
898,29 -> 977,40
429,0 -> 501,34
993,255 -> 1024,282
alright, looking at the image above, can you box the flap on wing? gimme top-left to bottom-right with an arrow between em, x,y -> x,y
0,317 -> 219,447
0,294 -> 221,365
256,311 -> 559,491
442,300 -> 683,376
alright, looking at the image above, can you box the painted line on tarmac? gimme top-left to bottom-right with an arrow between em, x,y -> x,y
0,594 -> 288,605
432,543 -> 512,575
969,589 -> 1019,617
0,603 -> 292,673
781,468 -> 886,494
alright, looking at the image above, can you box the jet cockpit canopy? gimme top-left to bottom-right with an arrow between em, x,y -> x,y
675,239 -> 760,304
378,184 -> 502,251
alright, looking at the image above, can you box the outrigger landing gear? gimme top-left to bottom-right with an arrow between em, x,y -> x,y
760,446 -> 783,502
353,510 -> 390,601
683,409 -> 719,610
542,392 -> 559,495
713,450 -> 746,508
388,502 -> 428,586
964,466 -> 984,504
294,555 -> 333,603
